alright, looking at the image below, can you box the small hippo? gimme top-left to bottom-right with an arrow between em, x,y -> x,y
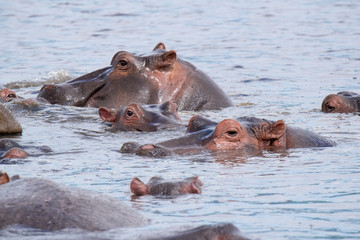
0,178 -> 148,231
130,176 -> 202,196
38,43 -> 233,111
0,139 -> 51,163
0,103 -> 22,134
122,115 -> 335,157
322,91 -> 360,113
99,101 -> 183,132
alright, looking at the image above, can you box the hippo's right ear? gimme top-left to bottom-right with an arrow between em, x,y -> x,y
99,107 -> 117,122
153,42 -> 166,51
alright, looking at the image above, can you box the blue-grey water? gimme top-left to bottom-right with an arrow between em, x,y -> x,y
1,1 -> 360,239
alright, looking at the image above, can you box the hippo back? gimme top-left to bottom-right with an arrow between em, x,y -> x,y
0,178 -> 148,231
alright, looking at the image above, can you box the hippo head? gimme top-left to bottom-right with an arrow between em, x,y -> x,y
202,118 -> 287,151
322,91 -> 359,113
37,43 -> 180,109
98,101 -> 181,132
0,88 -> 17,103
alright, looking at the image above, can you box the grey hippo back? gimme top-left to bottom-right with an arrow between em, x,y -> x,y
0,178 -> 148,231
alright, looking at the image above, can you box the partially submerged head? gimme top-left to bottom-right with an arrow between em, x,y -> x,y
322,92 -> 359,113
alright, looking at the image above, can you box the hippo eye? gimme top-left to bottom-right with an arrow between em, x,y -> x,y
126,110 -> 134,117
326,105 -> 335,112
8,94 -> 16,98
119,60 -> 128,67
226,130 -> 238,136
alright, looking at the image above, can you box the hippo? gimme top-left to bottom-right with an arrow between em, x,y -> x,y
0,177 -> 148,231
130,176 -> 202,196
122,115 -> 335,157
99,101 -> 183,132
0,139 -> 51,163
0,103 -> 22,134
37,43 -> 233,111
322,91 -> 360,113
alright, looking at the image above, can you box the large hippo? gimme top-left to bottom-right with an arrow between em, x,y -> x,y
0,177 -> 148,231
130,176 -> 202,196
37,43 -> 234,111
322,91 -> 360,113
122,115 -> 335,157
99,101 -> 183,132
0,103 -> 22,134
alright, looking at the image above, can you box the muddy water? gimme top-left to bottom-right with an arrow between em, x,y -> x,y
1,0 -> 360,239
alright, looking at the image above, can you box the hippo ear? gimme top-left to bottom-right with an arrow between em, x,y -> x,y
0,171 -> 10,185
264,120 -> 286,140
153,42 -> 166,51
99,107 -> 117,122
130,177 -> 149,196
253,120 -> 286,140
156,50 -> 177,69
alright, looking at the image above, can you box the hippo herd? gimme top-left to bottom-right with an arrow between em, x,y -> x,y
0,43 -> 357,239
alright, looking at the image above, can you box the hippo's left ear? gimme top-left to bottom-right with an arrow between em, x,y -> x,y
254,120 -> 286,140
153,42 -> 166,51
266,120 -> 286,139
157,50 -> 177,69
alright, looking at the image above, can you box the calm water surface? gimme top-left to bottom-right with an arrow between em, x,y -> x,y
0,1 -> 360,239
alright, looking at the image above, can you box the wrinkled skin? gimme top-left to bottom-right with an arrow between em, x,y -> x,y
122,115 -> 335,157
130,176 -> 202,196
322,91 -> 360,113
37,43 -> 233,111
99,101 -> 183,132
0,178 -> 148,231
0,103 -> 22,134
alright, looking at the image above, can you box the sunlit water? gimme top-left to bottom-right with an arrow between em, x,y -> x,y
1,1 -> 360,239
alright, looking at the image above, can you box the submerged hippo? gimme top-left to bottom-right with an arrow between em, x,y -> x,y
0,139 -> 51,162
99,101 -> 183,132
38,43 -> 233,111
322,91 -> 360,113
0,178 -> 148,231
130,176 -> 202,196
122,115 -> 335,157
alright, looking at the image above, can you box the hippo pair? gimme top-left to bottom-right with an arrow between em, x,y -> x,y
120,115 -> 335,157
0,175 -> 250,240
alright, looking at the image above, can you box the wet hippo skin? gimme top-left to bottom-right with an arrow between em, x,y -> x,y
322,91 -> 360,113
37,43 -> 234,111
0,178 -> 148,231
99,101 -> 183,132
122,115 -> 335,157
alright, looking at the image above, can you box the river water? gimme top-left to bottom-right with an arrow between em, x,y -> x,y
0,0 -> 359,239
